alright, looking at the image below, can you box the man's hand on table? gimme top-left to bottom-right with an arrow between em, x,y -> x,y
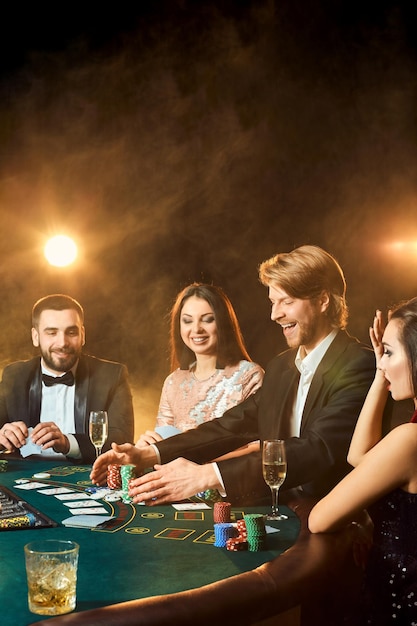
90,442 -> 158,485
31,422 -> 70,454
0,421 -> 71,455
128,457 -> 222,505
0,421 -> 28,451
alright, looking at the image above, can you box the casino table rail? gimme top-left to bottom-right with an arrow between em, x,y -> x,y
30,491 -> 363,626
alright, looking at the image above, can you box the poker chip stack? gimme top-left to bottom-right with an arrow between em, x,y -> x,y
196,489 -> 223,503
120,465 -> 136,503
236,519 -> 247,537
107,464 -> 122,490
213,501 -> 231,524
226,536 -> 248,551
213,522 -> 238,547
243,513 -> 267,551
0,513 -> 36,528
213,509 -> 268,552
226,518 -> 248,551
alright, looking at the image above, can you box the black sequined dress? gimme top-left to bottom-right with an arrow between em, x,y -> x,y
361,489 -> 417,625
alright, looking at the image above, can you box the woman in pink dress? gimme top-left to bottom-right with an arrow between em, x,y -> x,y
137,283 -> 264,459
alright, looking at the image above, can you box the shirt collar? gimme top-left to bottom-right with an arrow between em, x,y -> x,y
295,329 -> 338,378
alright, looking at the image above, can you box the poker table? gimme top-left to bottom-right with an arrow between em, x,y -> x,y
0,456 -> 302,626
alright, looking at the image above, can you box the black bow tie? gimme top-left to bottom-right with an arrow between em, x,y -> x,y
42,371 -> 75,387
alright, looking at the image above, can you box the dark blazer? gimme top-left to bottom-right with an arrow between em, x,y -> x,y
0,354 -> 134,463
155,331 -> 377,504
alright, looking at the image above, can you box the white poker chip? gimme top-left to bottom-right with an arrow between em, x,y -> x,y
89,488 -> 112,500
104,493 -> 122,502
33,472 -> 51,479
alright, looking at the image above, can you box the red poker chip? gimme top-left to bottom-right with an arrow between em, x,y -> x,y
226,537 -> 248,551
107,464 -> 122,489
213,501 -> 231,524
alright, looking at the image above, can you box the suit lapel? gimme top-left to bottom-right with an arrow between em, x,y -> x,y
74,356 -> 89,433
301,331 -> 347,433
28,361 -> 42,428
263,361 -> 299,440
277,367 -> 300,438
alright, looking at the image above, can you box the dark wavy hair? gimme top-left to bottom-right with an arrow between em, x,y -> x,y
32,294 -> 84,328
170,283 -> 251,370
389,297 -> 417,396
258,244 -> 348,330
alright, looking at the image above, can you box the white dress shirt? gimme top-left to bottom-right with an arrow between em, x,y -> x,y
40,365 -> 81,458
291,329 -> 338,436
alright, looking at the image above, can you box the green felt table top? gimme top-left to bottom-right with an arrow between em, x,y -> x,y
0,457 -> 300,626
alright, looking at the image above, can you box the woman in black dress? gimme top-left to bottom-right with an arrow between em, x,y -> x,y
309,298 -> 417,625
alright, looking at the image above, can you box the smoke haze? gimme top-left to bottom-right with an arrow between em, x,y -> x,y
0,1 -> 416,433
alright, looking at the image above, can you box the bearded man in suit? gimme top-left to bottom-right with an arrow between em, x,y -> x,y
91,245 -> 378,505
0,294 -> 134,463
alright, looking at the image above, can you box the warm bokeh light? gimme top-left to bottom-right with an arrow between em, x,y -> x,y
44,235 -> 78,267
385,240 -> 417,254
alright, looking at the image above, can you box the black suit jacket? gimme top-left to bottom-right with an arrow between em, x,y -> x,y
155,331 -> 377,504
0,354 -> 134,463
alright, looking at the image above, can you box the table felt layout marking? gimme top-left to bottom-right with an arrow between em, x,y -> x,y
194,529 -> 216,544
125,526 -> 151,534
141,511 -> 165,519
175,510 -> 205,521
154,527 -> 196,540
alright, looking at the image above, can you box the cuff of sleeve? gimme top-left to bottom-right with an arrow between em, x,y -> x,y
66,434 -> 82,459
212,462 -> 227,497
151,443 -> 161,464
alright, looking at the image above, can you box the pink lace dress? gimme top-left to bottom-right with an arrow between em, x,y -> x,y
155,360 -> 264,432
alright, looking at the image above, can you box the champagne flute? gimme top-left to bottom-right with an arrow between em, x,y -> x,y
89,411 -> 108,459
262,439 -> 288,521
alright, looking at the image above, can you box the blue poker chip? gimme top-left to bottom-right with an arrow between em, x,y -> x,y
85,486 -> 108,494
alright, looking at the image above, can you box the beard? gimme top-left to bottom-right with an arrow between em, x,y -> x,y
40,347 -> 81,373
283,313 -> 324,351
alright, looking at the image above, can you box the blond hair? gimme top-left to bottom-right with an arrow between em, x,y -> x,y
258,245 -> 348,329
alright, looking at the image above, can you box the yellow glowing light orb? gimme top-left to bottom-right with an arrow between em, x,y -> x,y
44,235 -> 78,267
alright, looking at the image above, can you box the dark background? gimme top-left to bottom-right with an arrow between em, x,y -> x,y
0,1 -> 416,431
